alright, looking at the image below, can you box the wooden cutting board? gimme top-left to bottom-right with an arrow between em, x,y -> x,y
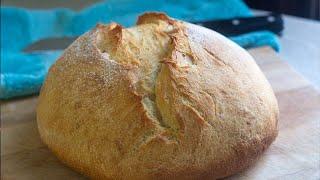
1,47 -> 320,179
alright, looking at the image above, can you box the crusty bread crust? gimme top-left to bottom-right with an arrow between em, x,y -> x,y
37,12 -> 279,179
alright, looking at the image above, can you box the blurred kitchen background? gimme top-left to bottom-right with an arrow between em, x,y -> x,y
2,0 -> 319,20
1,0 -> 319,99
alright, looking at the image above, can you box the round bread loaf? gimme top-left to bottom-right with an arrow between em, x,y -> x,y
37,12 -> 279,179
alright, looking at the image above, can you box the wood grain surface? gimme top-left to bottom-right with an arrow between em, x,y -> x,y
1,47 -> 320,179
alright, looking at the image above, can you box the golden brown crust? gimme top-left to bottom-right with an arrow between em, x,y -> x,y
37,12 -> 279,179
137,12 -> 175,25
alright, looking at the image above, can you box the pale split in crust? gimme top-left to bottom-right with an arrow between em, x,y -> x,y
37,12 -> 279,180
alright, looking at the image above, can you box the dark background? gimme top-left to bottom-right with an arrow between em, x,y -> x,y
245,0 -> 320,20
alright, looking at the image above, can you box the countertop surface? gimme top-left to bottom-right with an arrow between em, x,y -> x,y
279,15 -> 320,89
2,0 -> 320,88
253,10 -> 320,89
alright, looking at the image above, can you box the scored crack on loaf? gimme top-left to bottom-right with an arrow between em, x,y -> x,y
37,12 -> 279,179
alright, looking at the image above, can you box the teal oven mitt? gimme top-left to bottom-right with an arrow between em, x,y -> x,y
0,0 -> 280,99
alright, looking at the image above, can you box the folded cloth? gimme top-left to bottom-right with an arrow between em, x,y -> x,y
0,0 -> 280,99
